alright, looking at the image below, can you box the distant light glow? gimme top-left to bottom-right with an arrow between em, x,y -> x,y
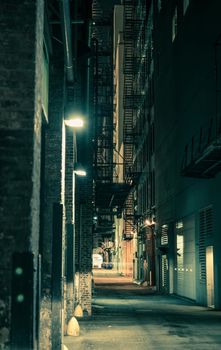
144,219 -> 151,226
144,218 -> 156,226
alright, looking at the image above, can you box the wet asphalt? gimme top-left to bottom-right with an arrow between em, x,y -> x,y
64,271 -> 221,350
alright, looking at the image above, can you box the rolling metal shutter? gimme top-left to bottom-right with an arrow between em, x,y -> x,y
199,206 -> 213,284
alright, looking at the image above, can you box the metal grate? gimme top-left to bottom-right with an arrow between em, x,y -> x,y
161,255 -> 168,288
199,206 -> 213,283
161,224 -> 168,245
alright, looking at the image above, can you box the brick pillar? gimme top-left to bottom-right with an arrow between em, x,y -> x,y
39,52 -> 65,350
0,0 -> 44,348
65,126 -> 75,322
75,172 -> 93,316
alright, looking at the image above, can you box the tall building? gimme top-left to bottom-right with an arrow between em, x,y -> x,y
154,0 -> 221,308
91,0 -> 115,260
116,0 -> 221,306
92,0 -> 133,275
113,4 -> 134,276
114,0 -> 156,283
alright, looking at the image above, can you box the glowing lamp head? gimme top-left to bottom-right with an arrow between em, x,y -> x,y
144,219 -> 151,226
73,163 -> 87,176
65,117 -> 84,128
74,169 -> 87,176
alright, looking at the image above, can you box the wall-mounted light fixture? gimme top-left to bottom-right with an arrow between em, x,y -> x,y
144,217 -> 156,227
144,219 -> 152,226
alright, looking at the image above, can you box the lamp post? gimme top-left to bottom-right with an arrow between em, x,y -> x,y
144,217 -> 156,287
64,115 -> 86,325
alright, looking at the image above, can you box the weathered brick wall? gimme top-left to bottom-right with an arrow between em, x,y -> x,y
65,127 -> 75,322
75,172 -> 93,316
0,0 -> 44,348
39,50 -> 64,350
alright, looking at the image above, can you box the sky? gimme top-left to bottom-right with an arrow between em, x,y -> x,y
97,0 -> 121,17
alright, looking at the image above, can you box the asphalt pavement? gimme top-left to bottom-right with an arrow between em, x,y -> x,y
64,271 -> 221,350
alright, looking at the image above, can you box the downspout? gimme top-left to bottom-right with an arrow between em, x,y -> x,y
59,0 -> 74,82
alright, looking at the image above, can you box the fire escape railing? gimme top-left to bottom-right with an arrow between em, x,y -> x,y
181,36 -> 221,179
92,19 -> 113,184
91,2 -> 115,245
181,117 -> 221,178
123,0 -> 136,239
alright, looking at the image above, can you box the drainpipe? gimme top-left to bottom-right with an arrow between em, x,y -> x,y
59,0 -> 74,82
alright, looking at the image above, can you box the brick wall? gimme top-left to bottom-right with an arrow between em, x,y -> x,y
0,0 -> 44,347
39,50 -> 64,350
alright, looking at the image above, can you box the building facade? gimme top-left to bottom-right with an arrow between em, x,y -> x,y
0,0 -> 93,349
115,0 -> 221,307
154,0 -> 221,308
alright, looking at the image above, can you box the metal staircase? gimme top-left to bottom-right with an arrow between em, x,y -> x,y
181,117 -> 221,178
123,0 -> 136,239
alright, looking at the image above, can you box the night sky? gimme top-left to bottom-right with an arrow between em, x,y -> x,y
99,0 -> 121,16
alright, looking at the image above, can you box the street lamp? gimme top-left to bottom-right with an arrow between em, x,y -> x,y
64,115 -> 84,128
74,162 -> 87,177
64,113 -> 86,325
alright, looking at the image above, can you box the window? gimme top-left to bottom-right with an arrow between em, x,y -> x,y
172,7 -> 178,42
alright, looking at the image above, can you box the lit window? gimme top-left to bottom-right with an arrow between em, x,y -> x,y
172,7 -> 178,42
183,0 -> 190,15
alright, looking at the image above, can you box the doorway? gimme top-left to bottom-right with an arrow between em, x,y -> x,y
206,246 -> 214,308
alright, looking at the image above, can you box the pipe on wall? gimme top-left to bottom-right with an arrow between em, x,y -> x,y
59,0 -> 74,82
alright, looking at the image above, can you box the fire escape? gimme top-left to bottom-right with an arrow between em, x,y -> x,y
181,38 -> 221,179
181,118 -> 221,178
91,1 -> 131,246
122,0 -> 139,239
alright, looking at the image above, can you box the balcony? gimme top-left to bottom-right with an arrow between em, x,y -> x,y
181,118 -> 221,178
123,232 -> 134,241
95,182 -> 132,214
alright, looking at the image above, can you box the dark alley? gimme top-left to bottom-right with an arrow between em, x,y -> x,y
65,272 -> 221,350
2,1 -> 221,349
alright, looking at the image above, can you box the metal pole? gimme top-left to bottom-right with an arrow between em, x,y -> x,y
51,203 -> 63,350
